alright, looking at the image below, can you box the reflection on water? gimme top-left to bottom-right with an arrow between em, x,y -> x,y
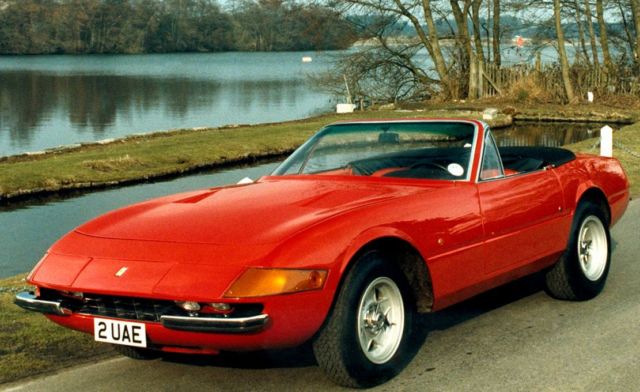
494,122 -> 601,147
0,52 -> 335,156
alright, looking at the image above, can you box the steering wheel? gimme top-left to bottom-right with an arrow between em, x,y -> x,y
409,161 -> 449,173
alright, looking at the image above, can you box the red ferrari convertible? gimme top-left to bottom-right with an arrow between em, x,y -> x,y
16,119 -> 629,387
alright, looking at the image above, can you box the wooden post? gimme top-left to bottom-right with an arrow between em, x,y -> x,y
601,125 -> 613,157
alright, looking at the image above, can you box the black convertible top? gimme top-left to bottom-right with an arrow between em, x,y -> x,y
499,146 -> 576,172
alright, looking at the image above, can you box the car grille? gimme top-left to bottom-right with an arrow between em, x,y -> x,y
39,288 -> 263,322
78,295 -> 181,321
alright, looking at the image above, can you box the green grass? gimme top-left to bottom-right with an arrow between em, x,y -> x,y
565,121 -> 640,197
0,275 -> 112,385
0,109 -> 510,200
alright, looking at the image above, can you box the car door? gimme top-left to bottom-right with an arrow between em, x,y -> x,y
477,131 -> 566,274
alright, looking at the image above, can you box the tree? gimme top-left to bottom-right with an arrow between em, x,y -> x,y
633,0 -> 640,66
554,0 -> 576,102
493,0 -> 502,67
583,0 -> 600,66
596,0 -> 613,67
573,0 -> 591,64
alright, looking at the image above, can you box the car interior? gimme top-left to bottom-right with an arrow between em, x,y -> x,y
344,146 -> 576,181
498,146 -> 576,174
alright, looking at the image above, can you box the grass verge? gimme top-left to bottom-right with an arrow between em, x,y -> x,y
0,275 -> 112,385
0,109 -> 509,201
565,121 -> 640,197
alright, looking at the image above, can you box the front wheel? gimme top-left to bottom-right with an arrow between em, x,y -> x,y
545,201 -> 611,300
313,251 -> 415,388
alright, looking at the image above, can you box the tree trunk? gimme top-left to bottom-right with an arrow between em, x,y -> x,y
583,0 -> 600,67
596,0 -> 613,68
493,0 -> 501,68
419,0 -> 454,97
633,0 -> 640,66
574,0 -> 591,64
554,0 -> 576,102
471,0 -> 485,66
449,0 -> 475,98
617,0 -> 637,63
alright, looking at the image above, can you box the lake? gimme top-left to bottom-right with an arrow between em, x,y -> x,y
0,52 -> 339,157
0,46 -> 589,158
0,121 -> 603,278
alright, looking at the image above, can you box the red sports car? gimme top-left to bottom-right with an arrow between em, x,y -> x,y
16,119 -> 629,387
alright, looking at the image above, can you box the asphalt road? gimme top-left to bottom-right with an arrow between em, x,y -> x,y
4,199 -> 640,392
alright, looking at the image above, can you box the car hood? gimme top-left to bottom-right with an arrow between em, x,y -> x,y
75,177 -> 427,246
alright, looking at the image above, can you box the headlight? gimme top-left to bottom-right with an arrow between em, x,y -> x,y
224,268 -> 327,298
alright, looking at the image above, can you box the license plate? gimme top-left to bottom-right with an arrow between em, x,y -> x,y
94,318 -> 147,348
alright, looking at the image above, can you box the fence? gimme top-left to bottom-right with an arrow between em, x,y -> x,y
478,60 -> 640,100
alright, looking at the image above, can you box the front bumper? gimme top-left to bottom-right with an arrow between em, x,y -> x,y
15,291 -> 269,334
15,292 -> 71,316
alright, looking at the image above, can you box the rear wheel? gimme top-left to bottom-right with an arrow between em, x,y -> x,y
313,250 -> 415,388
545,201 -> 611,300
112,344 -> 161,360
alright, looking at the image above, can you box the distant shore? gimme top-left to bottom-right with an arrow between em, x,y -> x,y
0,102 -> 637,204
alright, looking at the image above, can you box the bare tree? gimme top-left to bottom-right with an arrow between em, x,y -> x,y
633,0 -> 640,66
449,0 -> 476,97
554,0 -> 576,102
583,0 -> 600,66
573,0 -> 591,64
493,0 -> 501,67
596,0 -> 613,67
471,0 -> 486,66
615,0 -> 637,62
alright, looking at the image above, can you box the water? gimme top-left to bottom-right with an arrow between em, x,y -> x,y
0,52 -> 338,157
494,121 -> 601,147
0,121 -> 600,278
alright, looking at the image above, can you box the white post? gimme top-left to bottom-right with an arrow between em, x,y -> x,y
587,91 -> 594,103
600,125 -> 613,157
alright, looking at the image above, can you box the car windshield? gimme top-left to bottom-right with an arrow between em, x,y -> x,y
272,121 -> 476,181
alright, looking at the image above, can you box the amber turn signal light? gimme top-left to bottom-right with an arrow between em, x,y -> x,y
224,268 -> 328,298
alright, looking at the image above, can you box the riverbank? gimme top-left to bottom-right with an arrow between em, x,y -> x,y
0,109 -> 512,203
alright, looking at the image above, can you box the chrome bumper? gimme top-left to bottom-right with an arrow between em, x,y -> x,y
15,291 -> 269,333
161,314 -> 269,333
14,291 -> 72,316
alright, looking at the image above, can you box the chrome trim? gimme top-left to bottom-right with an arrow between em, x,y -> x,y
14,291 -> 72,316
160,314 -> 269,333
476,127 -> 506,182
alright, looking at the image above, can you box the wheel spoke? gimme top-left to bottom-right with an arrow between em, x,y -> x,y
367,338 -> 376,352
374,287 -> 382,302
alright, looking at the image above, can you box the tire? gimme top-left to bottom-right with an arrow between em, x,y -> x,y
112,344 -> 161,360
545,201 -> 611,301
313,250 -> 415,388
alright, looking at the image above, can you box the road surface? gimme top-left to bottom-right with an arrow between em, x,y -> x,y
4,199 -> 640,392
